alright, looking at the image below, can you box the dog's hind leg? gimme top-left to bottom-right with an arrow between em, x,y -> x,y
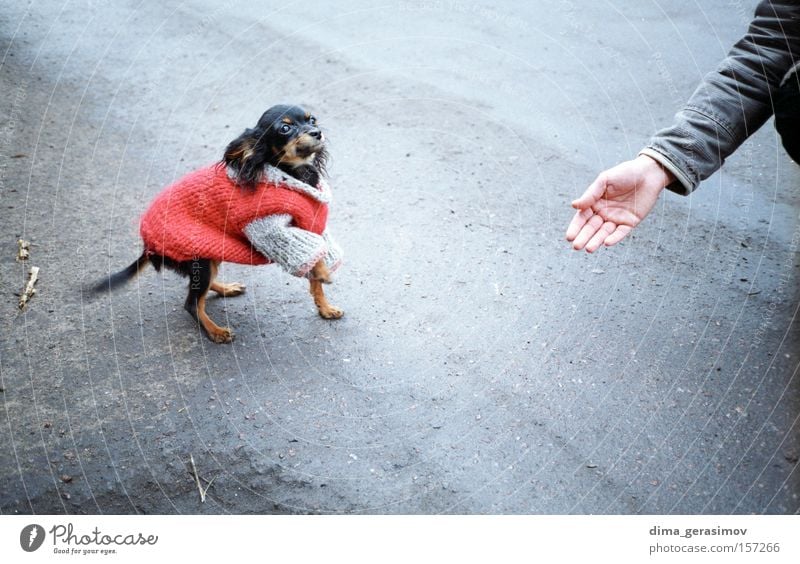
184,259 -> 234,343
209,261 -> 246,297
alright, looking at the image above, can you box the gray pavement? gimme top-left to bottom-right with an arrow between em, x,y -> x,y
1,0 -> 798,514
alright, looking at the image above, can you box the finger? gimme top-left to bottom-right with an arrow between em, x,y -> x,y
571,214 -> 604,250
585,221 -> 617,253
572,174 -> 607,209
565,208 -> 594,241
603,225 -> 633,247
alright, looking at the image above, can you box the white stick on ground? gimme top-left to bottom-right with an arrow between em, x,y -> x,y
189,454 -> 214,503
17,239 -> 30,261
18,266 -> 39,310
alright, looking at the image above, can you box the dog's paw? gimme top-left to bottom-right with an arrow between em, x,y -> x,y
208,327 -> 235,343
318,305 -> 344,319
224,282 -> 246,296
214,282 -> 246,297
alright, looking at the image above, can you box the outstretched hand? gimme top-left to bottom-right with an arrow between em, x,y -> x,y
566,155 -> 674,252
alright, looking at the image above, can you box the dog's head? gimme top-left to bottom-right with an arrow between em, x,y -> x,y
224,104 -> 328,187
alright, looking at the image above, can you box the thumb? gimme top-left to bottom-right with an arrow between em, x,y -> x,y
572,174 -> 607,209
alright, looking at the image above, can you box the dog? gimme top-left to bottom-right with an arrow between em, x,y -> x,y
91,105 -> 343,343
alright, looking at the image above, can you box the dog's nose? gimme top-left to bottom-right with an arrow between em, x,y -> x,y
308,128 -> 322,139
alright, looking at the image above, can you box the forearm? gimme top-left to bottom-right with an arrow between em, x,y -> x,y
642,0 -> 800,195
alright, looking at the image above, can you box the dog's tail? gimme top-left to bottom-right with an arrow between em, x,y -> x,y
89,252 -> 149,295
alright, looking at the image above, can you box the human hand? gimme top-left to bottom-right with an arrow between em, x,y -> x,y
566,155 -> 674,252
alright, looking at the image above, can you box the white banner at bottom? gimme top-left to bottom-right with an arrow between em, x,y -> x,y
2,515 -> 797,563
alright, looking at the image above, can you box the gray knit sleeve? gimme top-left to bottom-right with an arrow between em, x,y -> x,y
319,229 -> 343,274
244,214 -> 327,277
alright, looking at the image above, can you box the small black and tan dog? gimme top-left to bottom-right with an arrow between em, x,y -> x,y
91,105 -> 341,343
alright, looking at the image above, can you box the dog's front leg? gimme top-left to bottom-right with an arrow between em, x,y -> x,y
309,260 -> 343,319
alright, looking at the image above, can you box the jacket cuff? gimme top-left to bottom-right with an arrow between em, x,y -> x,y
322,230 -> 343,273
293,247 -> 328,278
304,231 -> 343,278
638,147 -> 696,196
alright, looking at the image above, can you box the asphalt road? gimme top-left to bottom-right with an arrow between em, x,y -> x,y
1,0 -> 798,514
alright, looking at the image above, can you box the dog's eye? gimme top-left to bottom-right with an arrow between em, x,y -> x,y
308,116 -> 317,125
279,124 -> 292,134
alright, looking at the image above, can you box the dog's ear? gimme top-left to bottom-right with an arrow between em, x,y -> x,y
223,128 -> 267,187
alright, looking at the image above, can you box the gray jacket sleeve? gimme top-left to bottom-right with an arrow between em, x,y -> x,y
640,0 -> 800,195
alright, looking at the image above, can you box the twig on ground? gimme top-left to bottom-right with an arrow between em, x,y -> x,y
189,453 -> 214,503
18,266 -> 40,309
17,239 -> 30,261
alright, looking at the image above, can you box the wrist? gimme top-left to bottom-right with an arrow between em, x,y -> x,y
636,153 -> 675,189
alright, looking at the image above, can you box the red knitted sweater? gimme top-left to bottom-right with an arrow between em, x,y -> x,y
139,163 -> 329,265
